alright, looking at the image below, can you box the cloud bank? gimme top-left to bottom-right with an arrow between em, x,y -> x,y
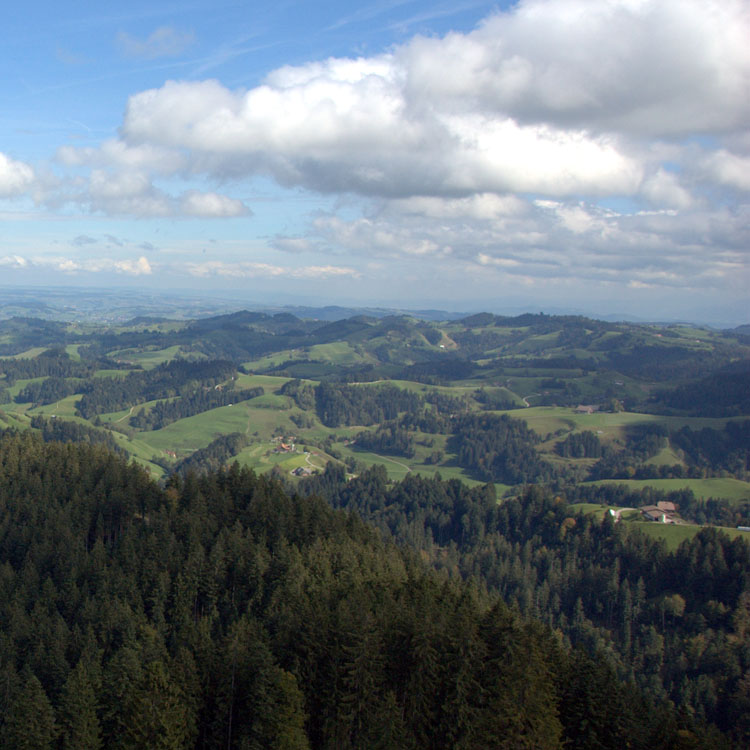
118,0 -> 749,200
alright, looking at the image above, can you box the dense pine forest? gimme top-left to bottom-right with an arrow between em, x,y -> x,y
296,465 -> 750,744
0,433 -> 741,749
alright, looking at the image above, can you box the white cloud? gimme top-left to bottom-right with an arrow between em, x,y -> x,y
702,150 -> 750,191
114,256 -> 152,275
57,140 -> 186,175
299,196 -> 749,294
179,191 -> 250,217
88,169 -> 173,216
0,255 -> 29,268
391,193 -> 528,220
0,254 -> 153,276
117,0 -> 750,200
401,0 -> 750,136
640,169 -> 694,209
0,153 -> 34,197
116,27 -> 195,60
47,169 -> 251,219
121,74 -> 641,198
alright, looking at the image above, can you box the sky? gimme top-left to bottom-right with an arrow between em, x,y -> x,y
0,0 -> 748,324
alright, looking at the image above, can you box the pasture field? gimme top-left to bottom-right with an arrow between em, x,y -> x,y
231,443 -> 335,475
567,503 -> 640,520
632,521 -> 750,551
3,377 -> 47,402
137,400 -> 301,454
107,345 -> 184,368
305,342 -> 370,365
8,347 -> 48,359
248,392 -> 293,410
586,477 -> 750,503
499,406 -> 742,442
31,394 -> 83,418
242,349 -> 297,371
234,373 -> 295,391
0,410 -> 30,430
107,432 -> 166,479
139,404 -> 253,453
567,503 -> 750,550
64,344 -> 82,360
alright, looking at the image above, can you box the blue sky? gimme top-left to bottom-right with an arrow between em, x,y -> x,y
1,0 -> 748,324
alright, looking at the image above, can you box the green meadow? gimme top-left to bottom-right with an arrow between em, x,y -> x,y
499,406 -> 742,442
586,477 -> 750,503
632,521 -> 750,551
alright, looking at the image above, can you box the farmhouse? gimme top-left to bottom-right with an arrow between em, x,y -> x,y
640,504 -> 680,524
575,405 -> 599,414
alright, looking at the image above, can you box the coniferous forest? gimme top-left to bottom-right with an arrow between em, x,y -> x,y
0,432 -> 745,749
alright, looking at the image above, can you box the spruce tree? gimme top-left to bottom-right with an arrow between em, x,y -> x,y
1,673 -> 57,750
58,660 -> 102,750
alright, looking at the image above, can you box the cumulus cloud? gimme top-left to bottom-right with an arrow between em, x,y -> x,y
117,0 -> 749,200
56,169 -> 251,218
0,255 -> 29,268
639,169 -> 695,209
702,150 -> 750,191
114,256 -> 152,275
57,139 -> 186,175
88,169 -> 173,216
116,27 -> 195,59
0,153 -> 34,197
179,191 -> 251,217
401,0 -> 750,136
121,74 -> 641,198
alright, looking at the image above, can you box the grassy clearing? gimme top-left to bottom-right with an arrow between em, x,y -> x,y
631,522 -> 749,551
568,503 -> 640,520
306,342 -> 369,365
9,347 -> 48,359
566,504 -> 750,551
234,373 -> 296,391
242,349 -> 297,371
31,394 -> 82,418
499,407 -> 742,441
645,442 -> 685,467
231,443 -> 334,475
0,410 -> 31,430
248,393 -> 293,410
586,477 -> 750,503
138,401 -> 299,454
108,345 -> 184,369
107,432 -> 165,479
139,406 -> 251,453
4,377 -> 47,401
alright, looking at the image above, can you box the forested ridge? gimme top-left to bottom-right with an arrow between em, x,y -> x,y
0,433 -> 736,749
296,464 -> 750,746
